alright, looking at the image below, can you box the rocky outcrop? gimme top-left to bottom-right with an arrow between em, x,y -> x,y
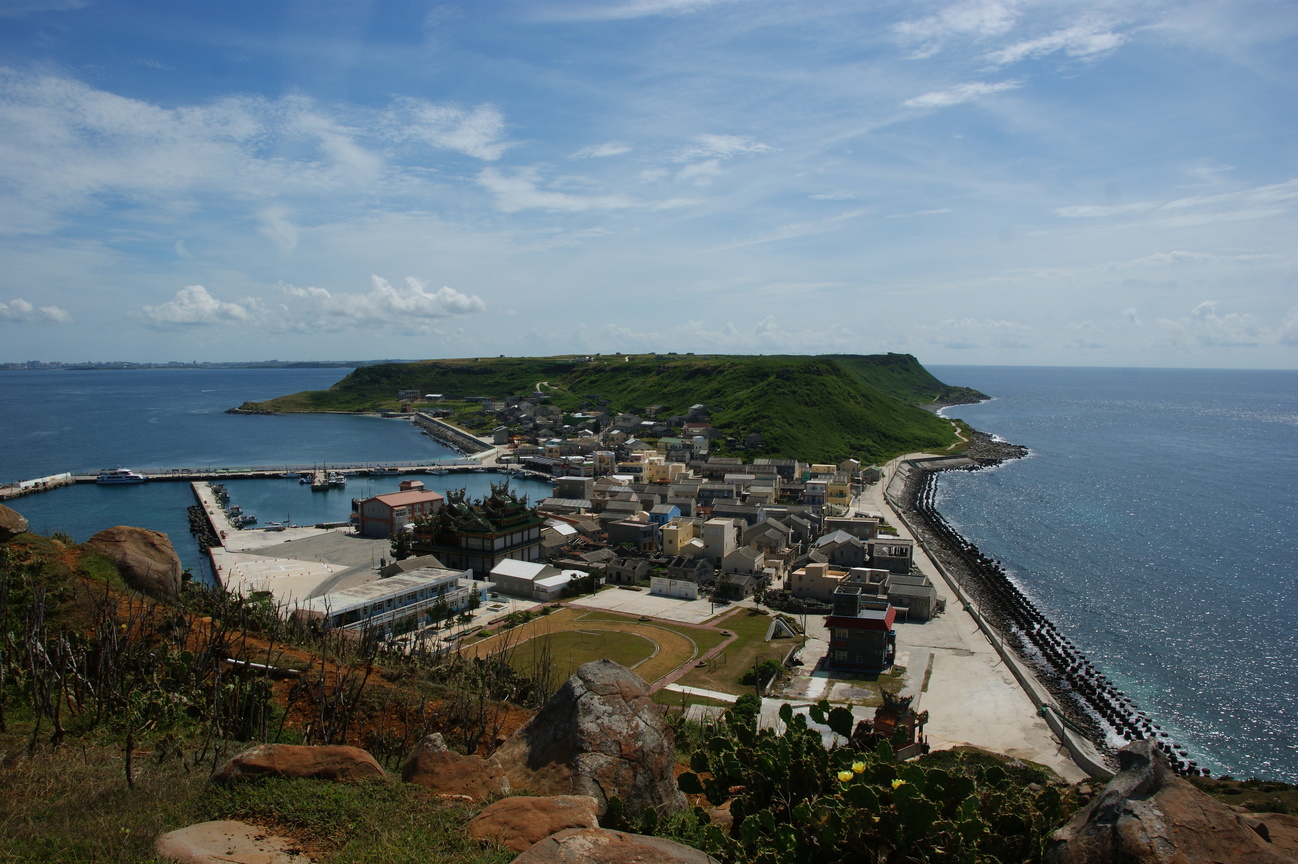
468,795 -> 601,852
85,525 -> 183,602
0,502 -> 28,541
1047,740 -> 1296,863
509,828 -> 719,864
210,744 -> 385,783
492,659 -> 687,819
401,732 -> 509,800
154,820 -> 306,863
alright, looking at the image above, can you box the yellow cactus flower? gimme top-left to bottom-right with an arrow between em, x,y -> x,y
852,761 -> 866,774
837,770 -> 854,783
892,778 -> 907,789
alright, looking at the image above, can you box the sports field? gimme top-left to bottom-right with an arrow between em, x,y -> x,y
459,606 -> 727,686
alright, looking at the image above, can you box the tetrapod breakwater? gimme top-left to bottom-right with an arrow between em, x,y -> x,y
896,452 -> 1203,777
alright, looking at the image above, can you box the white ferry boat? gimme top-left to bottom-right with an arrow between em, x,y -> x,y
97,468 -> 146,484
368,466 -> 401,476
327,471 -> 347,487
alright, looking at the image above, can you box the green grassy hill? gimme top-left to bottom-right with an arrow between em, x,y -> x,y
237,353 -> 986,464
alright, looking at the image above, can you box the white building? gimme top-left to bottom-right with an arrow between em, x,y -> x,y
293,566 -> 484,637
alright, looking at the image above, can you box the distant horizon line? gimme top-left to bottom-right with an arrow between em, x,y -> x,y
2,356 -> 1296,374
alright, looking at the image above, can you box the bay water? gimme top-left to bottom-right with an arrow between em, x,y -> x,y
929,366 -> 1298,783
0,367 -> 552,581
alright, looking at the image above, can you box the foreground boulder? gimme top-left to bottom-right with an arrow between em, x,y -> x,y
492,659 -> 687,819
510,827 -> 718,864
154,820 -> 306,863
85,525 -> 183,602
0,502 -> 28,541
211,744 -> 385,783
401,732 -> 509,800
468,795 -> 600,852
1047,740 -> 1295,864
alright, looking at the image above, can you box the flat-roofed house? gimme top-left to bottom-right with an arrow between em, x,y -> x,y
826,587 -> 896,672
356,480 -> 444,538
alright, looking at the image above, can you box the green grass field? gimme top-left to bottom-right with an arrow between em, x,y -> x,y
507,629 -> 659,679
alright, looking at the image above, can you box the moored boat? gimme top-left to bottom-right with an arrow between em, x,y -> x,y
97,468 -> 146,484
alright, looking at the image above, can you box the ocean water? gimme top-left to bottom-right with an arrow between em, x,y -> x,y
0,367 -> 552,581
928,366 -> 1298,783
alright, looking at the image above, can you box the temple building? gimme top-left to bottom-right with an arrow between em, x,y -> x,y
409,482 -> 546,578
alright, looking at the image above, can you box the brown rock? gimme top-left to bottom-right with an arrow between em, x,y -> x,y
1047,740 -> 1295,864
509,827 -> 719,864
85,525 -> 183,602
0,502 -> 28,541
210,744 -> 385,783
468,795 -> 600,852
1254,813 -> 1298,857
401,733 -> 508,800
154,820 -> 307,863
493,659 -> 686,819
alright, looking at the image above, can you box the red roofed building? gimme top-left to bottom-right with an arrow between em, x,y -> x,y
355,480 -> 445,538
826,586 -> 896,673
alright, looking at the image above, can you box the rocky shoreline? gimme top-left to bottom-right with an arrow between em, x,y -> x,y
893,433 -> 1203,777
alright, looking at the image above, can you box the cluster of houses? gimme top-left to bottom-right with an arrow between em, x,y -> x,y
339,429 -> 945,671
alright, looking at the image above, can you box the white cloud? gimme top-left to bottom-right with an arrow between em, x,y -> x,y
986,19 -> 1126,65
904,80 -> 1021,108
138,285 -> 259,328
1155,301 -> 1263,348
476,167 -> 636,213
572,142 -> 633,159
285,276 -> 486,330
0,297 -> 71,323
387,98 -> 510,161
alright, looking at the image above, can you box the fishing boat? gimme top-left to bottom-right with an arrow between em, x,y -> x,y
97,468 -> 146,484
327,471 -> 347,487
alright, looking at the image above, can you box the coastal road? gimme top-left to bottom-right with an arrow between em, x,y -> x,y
855,458 -> 1091,783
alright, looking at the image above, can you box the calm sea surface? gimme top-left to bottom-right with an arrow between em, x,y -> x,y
0,367 -> 552,581
928,365 -> 1298,783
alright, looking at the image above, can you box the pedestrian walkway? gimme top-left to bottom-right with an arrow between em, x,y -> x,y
662,683 -> 738,703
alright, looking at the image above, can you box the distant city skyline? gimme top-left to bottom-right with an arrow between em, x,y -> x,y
1,1 -> 1295,368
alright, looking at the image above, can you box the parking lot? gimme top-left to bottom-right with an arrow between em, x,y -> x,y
566,587 -> 728,625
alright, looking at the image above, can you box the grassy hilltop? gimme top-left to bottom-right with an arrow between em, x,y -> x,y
238,353 -> 986,464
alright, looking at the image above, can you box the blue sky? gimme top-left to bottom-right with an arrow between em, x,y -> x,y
1,0 -> 1295,367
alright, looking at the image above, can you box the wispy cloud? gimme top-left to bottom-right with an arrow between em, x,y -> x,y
678,133 -> 773,160
0,297 -> 71,323
986,18 -> 1126,65
903,79 -> 1021,108
530,0 -> 740,22
572,142 -> 633,159
1053,180 -> 1298,226
385,98 -> 511,161
894,0 -> 1019,58
476,167 -> 637,212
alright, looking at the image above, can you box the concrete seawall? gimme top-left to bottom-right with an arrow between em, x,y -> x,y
413,412 -> 494,457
